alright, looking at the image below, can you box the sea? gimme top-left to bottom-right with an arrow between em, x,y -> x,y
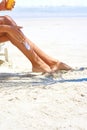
0,6 -> 87,19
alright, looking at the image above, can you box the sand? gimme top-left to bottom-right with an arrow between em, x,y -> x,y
0,17 -> 87,130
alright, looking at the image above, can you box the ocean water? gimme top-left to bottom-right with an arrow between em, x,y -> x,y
1,6 -> 87,19
1,6 -> 87,68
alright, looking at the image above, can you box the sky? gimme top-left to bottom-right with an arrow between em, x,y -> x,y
16,0 -> 87,7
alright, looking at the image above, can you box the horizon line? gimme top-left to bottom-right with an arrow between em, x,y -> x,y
16,5 -> 87,8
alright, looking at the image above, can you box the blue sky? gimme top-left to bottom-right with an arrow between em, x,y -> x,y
16,0 -> 87,7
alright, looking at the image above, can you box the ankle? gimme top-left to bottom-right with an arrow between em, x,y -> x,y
32,63 -> 51,73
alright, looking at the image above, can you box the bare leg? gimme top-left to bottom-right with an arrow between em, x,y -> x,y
0,25 -> 52,72
0,15 -> 19,27
0,16 -> 72,72
25,38 -> 72,71
7,35 -> 52,72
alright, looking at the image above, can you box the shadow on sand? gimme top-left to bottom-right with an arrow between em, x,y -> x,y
0,70 -> 87,86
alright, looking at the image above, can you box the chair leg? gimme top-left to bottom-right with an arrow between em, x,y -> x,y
4,48 -> 8,62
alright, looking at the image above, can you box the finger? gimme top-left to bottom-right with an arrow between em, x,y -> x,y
16,26 -> 23,29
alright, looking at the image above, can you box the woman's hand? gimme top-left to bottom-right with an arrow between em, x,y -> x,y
0,0 -> 15,11
0,0 -> 6,10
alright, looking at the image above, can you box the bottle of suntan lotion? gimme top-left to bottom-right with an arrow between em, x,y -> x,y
6,0 -> 15,9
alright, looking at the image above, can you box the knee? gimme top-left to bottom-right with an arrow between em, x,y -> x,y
4,15 -> 12,24
4,15 -> 11,19
0,16 -> 9,25
4,15 -> 11,21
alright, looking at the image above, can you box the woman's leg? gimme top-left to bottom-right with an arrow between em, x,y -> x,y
7,34 -> 51,72
25,38 -> 72,71
0,15 -> 18,27
0,16 -> 72,71
0,25 -> 52,72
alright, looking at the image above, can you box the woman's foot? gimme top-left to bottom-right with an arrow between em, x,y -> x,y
32,60 -> 72,73
50,61 -> 72,72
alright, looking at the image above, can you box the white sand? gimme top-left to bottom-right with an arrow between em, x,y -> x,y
0,17 -> 87,130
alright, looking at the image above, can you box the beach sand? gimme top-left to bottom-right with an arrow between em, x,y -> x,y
0,17 -> 87,130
